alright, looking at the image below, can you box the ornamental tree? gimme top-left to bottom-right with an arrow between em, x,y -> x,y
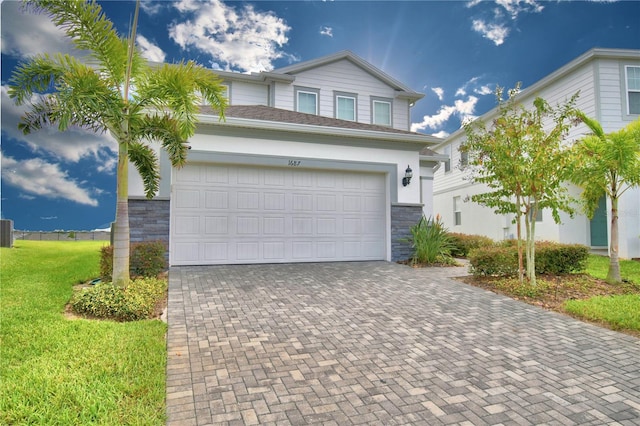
9,0 -> 227,286
461,84 -> 580,285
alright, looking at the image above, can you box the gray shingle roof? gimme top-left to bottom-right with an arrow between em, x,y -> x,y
199,104 -> 430,137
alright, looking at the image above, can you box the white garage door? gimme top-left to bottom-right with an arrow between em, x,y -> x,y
170,164 -> 387,265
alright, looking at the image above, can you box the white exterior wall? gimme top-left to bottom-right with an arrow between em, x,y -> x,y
433,54 -> 640,256
129,130 -> 422,206
271,59 -> 411,131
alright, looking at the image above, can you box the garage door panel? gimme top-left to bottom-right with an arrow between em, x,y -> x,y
204,216 -> 227,234
204,191 -> 228,209
205,166 -> 229,183
171,164 -> 386,265
203,242 -> 228,261
293,194 -> 313,211
263,217 -> 285,235
175,190 -> 200,208
264,192 -> 286,210
174,216 -> 200,235
263,242 -> 285,260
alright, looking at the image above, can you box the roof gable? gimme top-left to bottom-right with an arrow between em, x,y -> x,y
274,51 -> 424,101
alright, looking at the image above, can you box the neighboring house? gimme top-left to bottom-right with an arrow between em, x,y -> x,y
433,48 -> 640,259
128,51 -> 442,265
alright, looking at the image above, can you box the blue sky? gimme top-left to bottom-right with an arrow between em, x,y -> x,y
1,0 -> 639,231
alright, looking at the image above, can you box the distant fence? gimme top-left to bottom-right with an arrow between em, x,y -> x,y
14,230 -> 111,241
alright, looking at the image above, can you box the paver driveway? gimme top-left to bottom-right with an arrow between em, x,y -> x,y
166,262 -> 640,425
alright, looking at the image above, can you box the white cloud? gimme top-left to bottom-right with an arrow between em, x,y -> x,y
432,130 -> 450,138
456,76 -> 480,97
411,96 -> 479,133
468,0 -> 543,45
136,34 -> 166,63
0,1 -> 77,58
169,0 -> 291,72
1,86 -> 117,169
495,0 -> 544,19
474,85 -> 493,95
1,153 -> 99,206
431,87 -> 444,101
140,1 -> 165,16
320,26 -> 333,37
472,19 -> 509,46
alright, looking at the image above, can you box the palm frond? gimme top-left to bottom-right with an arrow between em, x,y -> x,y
576,111 -> 605,139
136,61 -> 227,139
131,114 -> 189,168
8,53 -> 68,104
128,141 -> 160,199
26,0 -> 129,83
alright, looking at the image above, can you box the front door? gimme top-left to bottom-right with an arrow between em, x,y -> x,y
590,196 -> 608,247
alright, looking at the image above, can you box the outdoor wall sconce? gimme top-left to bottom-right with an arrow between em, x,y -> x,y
402,165 -> 413,187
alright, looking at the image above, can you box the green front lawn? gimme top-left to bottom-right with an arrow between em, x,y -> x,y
566,255 -> 640,334
587,254 -> 640,284
0,241 -> 167,425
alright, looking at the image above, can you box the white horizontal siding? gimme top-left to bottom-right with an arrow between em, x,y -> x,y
272,59 -> 411,130
228,81 -> 269,106
597,58 -> 640,131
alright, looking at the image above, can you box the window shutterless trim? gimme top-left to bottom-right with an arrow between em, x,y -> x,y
624,65 -> 640,115
334,91 -> 357,121
294,86 -> 320,115
371,96 -> 393,127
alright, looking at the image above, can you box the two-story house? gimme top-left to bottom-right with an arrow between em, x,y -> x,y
128,51 -> 442,265
433,48 -> 640,259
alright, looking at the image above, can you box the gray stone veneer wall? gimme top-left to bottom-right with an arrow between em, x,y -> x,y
128,199 -> 170,256
390,204 -> 423,262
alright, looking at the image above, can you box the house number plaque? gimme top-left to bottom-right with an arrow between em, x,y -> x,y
288,160 -> 301,166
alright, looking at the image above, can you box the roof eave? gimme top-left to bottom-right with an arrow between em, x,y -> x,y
196,114 -> 440,145
442,47 -> 640,144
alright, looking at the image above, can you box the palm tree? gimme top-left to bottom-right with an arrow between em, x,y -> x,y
571,114 -> 640,283
8,0 -> 227,286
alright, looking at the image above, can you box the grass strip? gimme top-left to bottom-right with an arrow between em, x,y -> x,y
565,295 -> 640,332
0,241 -> 167,425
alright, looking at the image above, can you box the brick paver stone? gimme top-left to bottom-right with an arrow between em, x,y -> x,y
166,262 -> 640,425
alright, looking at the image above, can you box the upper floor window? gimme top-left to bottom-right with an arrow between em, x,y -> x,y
295,87 -> 319,115
335,92 -> 357,121
626,66 -> 640,115
443,145 -> 451,173
459,147 -> 468,167
371,97 -> 392,126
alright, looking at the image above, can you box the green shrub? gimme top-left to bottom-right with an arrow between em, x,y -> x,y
468,245 -> 519,276
130,241 -> 167,278
469,241 -> 590,276
99,245 -> 113,281
71,277 -> 168,321
406,216 -> 455,265
448,233 -> 494,257
100,241 -> 167,281
535,242 -> 590,274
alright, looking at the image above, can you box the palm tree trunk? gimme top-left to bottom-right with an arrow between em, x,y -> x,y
112,141 -> 130,287
607,196 -> 621,283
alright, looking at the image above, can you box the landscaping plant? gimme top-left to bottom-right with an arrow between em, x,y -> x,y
407,215 -> 455,265
461,84 -> 580,285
